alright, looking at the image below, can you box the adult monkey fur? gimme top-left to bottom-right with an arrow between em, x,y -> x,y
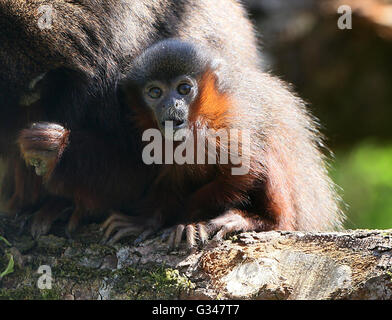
1,0 -> 261,237
19,39 -> 344,249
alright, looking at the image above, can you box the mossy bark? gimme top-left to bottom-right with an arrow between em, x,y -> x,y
1,215 -> 392,300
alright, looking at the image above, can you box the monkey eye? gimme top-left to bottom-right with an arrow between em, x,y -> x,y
177,83 -> 192,96
147,87 -> 162,99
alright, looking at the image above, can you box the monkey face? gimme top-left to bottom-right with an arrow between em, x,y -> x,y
142,75 -> 198,137
121,39 -> 223,139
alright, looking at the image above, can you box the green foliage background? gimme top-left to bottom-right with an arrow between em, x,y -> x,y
249,6 -> 392,231
333,142 -> 392,229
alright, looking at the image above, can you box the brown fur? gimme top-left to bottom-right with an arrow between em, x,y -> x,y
2,0 -> 261,236
12,2 -> 344,245
20,35 -> 345,246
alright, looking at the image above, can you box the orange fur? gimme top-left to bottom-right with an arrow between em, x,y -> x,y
190,70 -> 232,130
7,158 -> 44,213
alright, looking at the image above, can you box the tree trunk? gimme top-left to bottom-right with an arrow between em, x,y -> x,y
0,216 -> 391,300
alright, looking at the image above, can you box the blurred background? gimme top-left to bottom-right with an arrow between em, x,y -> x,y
243,0 -> 392,229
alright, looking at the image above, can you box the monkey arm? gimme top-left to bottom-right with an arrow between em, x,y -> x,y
18,122 -> 153,236
18,122 -> 149,210
184,166 -> 259,221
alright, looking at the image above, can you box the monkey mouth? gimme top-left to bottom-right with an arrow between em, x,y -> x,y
161,119 -> 187,130
159,118 -> 190,141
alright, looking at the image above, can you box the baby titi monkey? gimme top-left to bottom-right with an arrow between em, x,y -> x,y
101,39 -> 344,248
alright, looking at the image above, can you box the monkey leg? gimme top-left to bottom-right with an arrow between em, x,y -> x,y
2,160 -> 74,239
166,209 -> 274,250
2,156 -> 45,217
65,206 -> 83,238
29,197 -> 74,239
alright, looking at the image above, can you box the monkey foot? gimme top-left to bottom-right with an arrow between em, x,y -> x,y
30,199 -> 74,239
100,212 -> 146,245
165,223 -> 209,251
15,207 -> 36,236
166,210 -> 271,251
16,198 -> 74,239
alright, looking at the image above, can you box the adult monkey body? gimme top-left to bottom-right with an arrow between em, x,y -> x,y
0,0 -> 260,236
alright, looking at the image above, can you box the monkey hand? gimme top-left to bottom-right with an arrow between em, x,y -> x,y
100,211 -> 163,246
165,210 -> 271,251
18,122 -> 70,178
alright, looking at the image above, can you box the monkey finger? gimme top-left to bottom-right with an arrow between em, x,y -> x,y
167,224 -> 185,250
185,224 -> 197,250
134,228 -> 158,246
101,221 -> 139,244
160,227 -> 174,242
212,222 -> 244,243
174,224 -> 186,249
196,223 -> 209,246
166,223 -> 208,251
100,211 -> 134,231
167,229 -> 176,248
106,226 -> 142,246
